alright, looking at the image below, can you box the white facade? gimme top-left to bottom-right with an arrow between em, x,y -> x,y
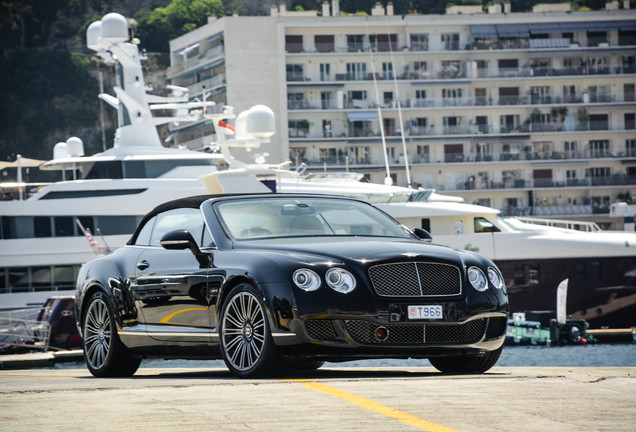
168,7 -> 636,229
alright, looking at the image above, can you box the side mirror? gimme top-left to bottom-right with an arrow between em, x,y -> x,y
160,229 -> 200,253
160,230 -> 212,267
412,227 -> 433,241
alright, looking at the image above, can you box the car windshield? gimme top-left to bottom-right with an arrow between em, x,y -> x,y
214,197 -> 413,240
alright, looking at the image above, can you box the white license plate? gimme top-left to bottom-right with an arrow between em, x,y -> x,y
408,305 -> 443,320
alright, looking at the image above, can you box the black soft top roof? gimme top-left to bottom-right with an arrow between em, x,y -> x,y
126,193 -> 348,245
127,193 -> 265,245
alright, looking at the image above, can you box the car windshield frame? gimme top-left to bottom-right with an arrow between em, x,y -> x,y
211,196 -> 414,241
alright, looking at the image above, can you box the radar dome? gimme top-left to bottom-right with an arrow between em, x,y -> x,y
246,105 -> 275,138
100,13 -> 128,44
234,110 -> 251,139
86,21 -> 103,51
66,137 -> 85,157
53,142 -> 69,160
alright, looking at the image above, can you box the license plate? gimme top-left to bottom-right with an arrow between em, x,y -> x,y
408,305 -> 443,320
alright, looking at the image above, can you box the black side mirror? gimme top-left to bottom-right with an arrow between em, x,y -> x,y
412,227 -> 433,241
160,230 -> 211,267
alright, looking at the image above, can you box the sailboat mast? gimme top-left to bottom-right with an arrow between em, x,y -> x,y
387,30 -> 411,187
368,40 -> 392,186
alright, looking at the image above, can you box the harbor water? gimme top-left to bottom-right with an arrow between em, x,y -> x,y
132,343 -> 636,369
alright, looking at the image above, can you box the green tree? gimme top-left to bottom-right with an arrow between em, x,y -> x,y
137,0 -> 226,52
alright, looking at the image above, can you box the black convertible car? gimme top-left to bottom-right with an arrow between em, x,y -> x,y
75,194 -> 509,378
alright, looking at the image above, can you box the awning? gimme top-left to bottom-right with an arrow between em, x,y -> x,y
470,25 -> 497,38
497,24 -> 529,38
529,38 -> 570,48
175,42 -> 200,56
347,111 -> 378,122
586,21 -> 617,32
529,23 -> 561,34
207,32 -> 223,42
618,21 -> 636,30
559,22 -> 587,32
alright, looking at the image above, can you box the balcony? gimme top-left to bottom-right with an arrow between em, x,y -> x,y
167,46 -> 224,79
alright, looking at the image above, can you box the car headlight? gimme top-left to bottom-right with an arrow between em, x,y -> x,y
467,266 -> 488,292
292,268 -> 321,291
487,267 -> 504,289
325,268 -> 356,294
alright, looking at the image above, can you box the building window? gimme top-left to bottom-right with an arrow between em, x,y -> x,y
376,33 -> 397,51
589,140 -> 610,158
288,120 -> 309,137
320,63 -> 331,81
287,92 -> 305,109
626,139 -> 636,157
286,64 -> 304,81
285,35 -> 303,53
314,35 -> 334,53
346,63 -> 367,81
589,114 -> 609,131
441,60 -> 462,78
347,35 -> 364,52
410,33 -> 428,51
441,33 -> 459,50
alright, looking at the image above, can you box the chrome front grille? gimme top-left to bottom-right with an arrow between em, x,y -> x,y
368,262 -> 462,297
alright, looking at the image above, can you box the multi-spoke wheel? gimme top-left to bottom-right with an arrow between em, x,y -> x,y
82,291 -> 140,377
429,345 -> 503,374
220,284 -> 290,378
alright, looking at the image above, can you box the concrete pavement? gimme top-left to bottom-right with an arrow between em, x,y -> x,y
1,367 -> 634,431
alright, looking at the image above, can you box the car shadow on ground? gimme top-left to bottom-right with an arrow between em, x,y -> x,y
127,367 -> 510,380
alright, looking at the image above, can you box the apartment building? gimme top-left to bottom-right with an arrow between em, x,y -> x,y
167,2 -> 636,228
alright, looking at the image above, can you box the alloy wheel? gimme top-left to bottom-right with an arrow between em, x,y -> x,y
83,297 -> 111,370
221,291 -> 266,371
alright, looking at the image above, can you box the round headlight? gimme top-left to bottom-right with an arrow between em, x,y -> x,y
292,268 -> 321,291
488,267 -> 504,289
467,266 -> 488,292
325,268 -> 356,294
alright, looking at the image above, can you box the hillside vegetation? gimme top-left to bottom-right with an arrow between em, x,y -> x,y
0,0 -> 613,162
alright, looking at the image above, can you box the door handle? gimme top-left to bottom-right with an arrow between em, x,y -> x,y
137,260 -> 150,270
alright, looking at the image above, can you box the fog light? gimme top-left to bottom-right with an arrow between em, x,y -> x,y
375,326 -> 389,341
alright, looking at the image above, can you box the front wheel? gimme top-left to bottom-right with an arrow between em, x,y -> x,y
219,284 -> 291,378
429,346 -> 503,374
82,291 -> 141,377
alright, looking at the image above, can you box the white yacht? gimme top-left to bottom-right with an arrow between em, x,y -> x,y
1,13 -> 634,329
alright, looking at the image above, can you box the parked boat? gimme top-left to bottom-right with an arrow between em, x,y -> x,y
1,13 -> 634,330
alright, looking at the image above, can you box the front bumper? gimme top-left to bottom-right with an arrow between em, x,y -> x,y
272,312 -> 508,360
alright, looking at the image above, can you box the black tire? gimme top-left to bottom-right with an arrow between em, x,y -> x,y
82,291 -> 141,377
219,284 -> 291,378
429,346 -> 503,374
293,360 -> 325,370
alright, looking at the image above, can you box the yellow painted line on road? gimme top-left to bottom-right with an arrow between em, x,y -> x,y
293,380 -> 460,432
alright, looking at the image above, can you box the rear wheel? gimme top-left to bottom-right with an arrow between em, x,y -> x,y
220,284 -> 291,378
82,291 -> 140,377
429,346 -> 503,374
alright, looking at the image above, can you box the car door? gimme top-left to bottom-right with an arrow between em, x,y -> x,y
131,208 -> 216,343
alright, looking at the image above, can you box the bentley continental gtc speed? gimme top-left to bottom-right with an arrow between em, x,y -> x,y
75,194 -> 509,378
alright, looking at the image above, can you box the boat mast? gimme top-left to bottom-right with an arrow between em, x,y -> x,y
368,32 -> 392,186
387,28 -> 411,187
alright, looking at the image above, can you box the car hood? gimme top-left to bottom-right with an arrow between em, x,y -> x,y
235,237 -> 464,266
